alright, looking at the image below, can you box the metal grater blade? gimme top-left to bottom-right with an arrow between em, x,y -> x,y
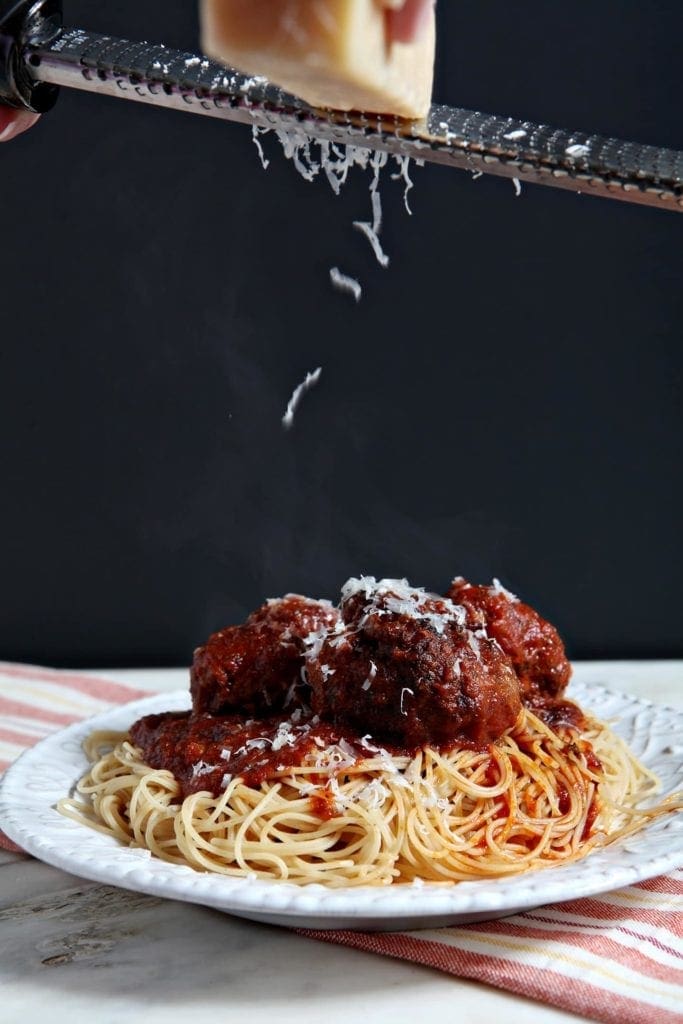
17,25 -> 683,214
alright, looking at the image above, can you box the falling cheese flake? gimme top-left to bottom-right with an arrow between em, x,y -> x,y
330,267 -> 362,303
242,122 -> 423,297
352,220 -> 390,268
512,177 -> 522,197
248,118 -> 375,194
251,124 -> 270,170
282,367 -> 323,430
353,151 -> 391,268
391,154 -> 421,216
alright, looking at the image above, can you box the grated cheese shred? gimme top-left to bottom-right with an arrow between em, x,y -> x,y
245,118 -> 422,289
330,267 -> 362,302
282,367 -> 323,430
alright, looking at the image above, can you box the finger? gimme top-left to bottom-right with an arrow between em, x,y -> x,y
385,0 -> 435,44
0,107 -> 40,143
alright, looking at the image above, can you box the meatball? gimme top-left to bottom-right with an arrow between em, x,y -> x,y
306,577 -> 522,748
246,595 -> 337,635
191,594 -> 339,716
447,577 -> 571,702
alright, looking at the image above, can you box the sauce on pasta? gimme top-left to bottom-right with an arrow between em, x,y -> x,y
57,576 -> 681,887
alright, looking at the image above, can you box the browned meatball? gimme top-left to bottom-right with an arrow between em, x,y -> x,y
246,595 -> 338,635
191,595 -> 339,716
447,578 -> 571,702
306,578 -> 522,748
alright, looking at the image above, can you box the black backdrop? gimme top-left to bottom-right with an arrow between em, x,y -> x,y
1,2 -> 681,667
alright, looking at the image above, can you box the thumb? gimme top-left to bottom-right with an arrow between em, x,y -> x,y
0,106 -> 40,142
385,0 -> 435,44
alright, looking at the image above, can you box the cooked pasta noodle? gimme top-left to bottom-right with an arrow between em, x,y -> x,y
57,708 -> 678,887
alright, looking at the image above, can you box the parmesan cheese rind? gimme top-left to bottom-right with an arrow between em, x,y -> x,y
200,0 -> 436,119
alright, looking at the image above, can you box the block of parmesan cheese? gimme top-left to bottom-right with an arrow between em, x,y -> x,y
200,0 -> 436,119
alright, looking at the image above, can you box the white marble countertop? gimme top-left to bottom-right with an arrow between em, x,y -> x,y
1,661 -> 681,1024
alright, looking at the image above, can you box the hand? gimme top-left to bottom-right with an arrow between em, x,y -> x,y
382,0 -> 435,43
0,105 -> 39,143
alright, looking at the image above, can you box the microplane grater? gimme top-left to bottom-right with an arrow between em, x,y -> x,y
1,0 -> 682,213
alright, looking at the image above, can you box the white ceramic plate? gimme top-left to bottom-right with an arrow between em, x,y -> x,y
1,683 -> 682,931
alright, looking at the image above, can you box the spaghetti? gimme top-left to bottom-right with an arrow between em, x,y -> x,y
57,706 -> 676,887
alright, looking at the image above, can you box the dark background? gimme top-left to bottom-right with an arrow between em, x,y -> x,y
1,2 -> 681,667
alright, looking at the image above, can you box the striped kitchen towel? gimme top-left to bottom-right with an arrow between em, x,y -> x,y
1,662 -> 682,1024
302,883 -> 683,1024
0,660 -> 149,852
